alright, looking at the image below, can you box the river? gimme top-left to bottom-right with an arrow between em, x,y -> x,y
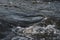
0,0 -> 60,40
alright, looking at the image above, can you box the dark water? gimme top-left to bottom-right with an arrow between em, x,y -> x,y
0,0 -> 60,40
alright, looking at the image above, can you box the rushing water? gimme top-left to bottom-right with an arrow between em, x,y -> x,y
0,0 -> 60,40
